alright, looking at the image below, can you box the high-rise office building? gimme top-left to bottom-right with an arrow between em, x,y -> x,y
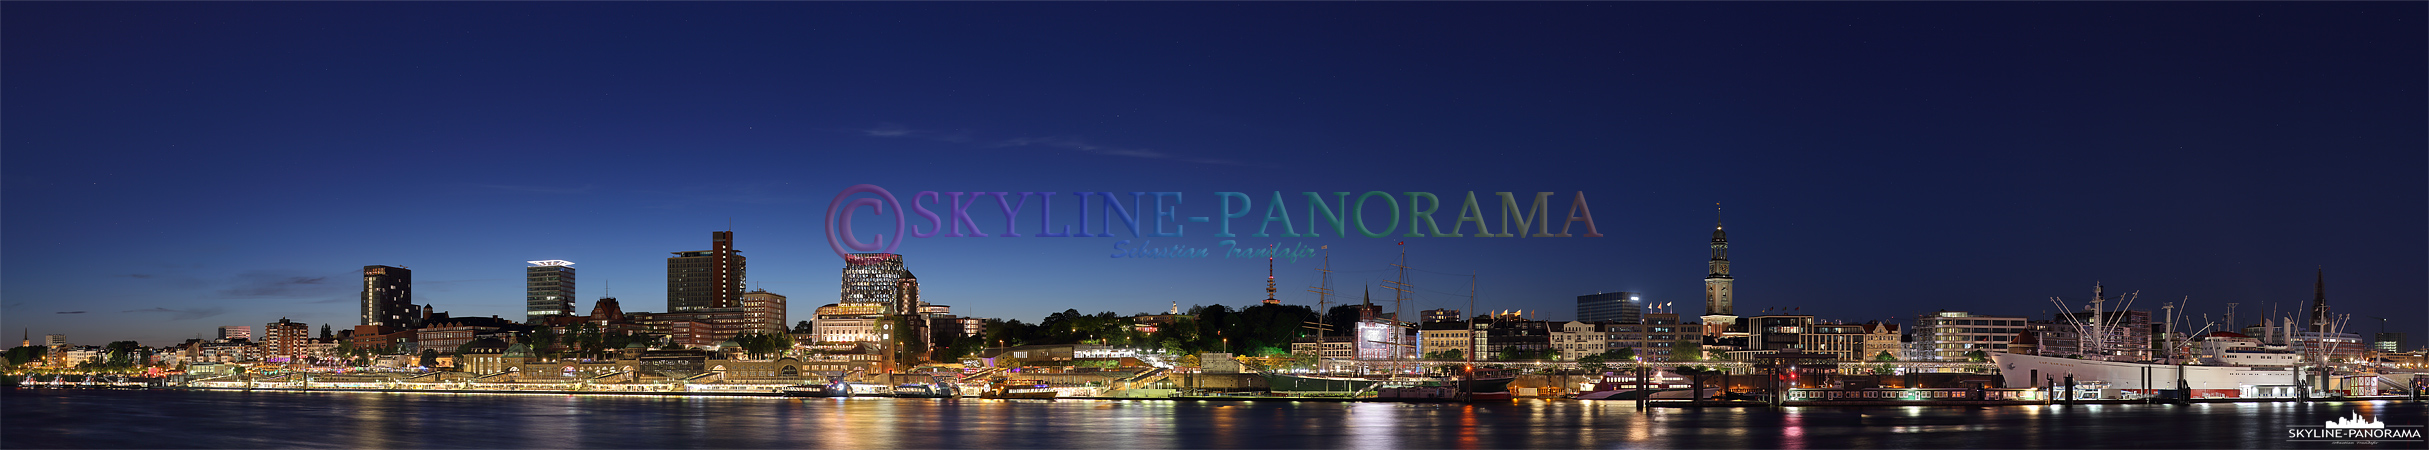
525,260 -> 577,321
361,265 -> 413,327
841,253 -> 918,311
43,334 -> 65,347
1576,292 -> 1643,324
2377,332 -> 2406,353
667,231 -> 746,312
840,253 -> 927,367
218,326 -> 253,341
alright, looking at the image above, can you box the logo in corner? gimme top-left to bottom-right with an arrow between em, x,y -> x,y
2326,412 -> 2386,429
2287,410 -> 2422,444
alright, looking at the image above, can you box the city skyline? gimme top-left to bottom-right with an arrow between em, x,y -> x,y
4,2 -> 2423,347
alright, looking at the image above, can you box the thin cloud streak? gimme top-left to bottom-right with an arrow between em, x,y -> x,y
468,183 -> 596,194
864,124 -> 1240,165
217,271 -> 343,299
123,307 -> 226,320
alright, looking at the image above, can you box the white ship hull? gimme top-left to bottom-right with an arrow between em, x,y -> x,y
1992,353 -> 2302,398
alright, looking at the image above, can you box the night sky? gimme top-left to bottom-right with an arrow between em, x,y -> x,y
5,3 -> 2422,348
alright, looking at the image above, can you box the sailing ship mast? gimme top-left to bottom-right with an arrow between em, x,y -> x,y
1382,243 -> 1415,375
1464,272 -> 1478,395
1304,245 -> 1334,375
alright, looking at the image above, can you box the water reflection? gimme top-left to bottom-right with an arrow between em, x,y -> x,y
1779,410 -> 1807,449
4,389 -> 2423,449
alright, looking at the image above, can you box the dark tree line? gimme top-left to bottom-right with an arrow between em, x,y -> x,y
974,303 -> 1323,357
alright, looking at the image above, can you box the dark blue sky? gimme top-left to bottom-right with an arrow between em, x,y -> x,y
5,3 -> 2422,348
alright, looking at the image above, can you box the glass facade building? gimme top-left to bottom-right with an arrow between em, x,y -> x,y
1576,292 -> 1643,324
525,260 -> 576,321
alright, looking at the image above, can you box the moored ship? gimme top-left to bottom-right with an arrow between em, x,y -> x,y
982,379 -> 1059,399
892,383 -> 955,398
780,383 -> 848,398
1992,352 -> 2301,398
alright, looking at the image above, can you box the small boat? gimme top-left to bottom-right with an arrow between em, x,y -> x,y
982,379 -> 1059,399
1577,388 -> 1717,400
892,383 -> 954,398
781,383 -> 847,398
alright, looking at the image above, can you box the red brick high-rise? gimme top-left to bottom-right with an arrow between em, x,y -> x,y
667,231 -> 746,312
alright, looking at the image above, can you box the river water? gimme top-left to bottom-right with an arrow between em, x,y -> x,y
3,389 -> 2420,448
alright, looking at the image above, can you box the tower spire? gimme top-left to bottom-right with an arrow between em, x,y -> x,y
1704,205 -> 1735,317
2309,268 -> 2327,333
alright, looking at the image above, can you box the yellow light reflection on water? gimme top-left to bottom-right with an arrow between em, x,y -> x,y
1457,404 -> 1479,449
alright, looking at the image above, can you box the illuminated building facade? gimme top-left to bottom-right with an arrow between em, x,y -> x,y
1418,321 -> 1472,358
1470,313 -> 1549,360
1703,218 -> 1734,316
1912,311 -> 2027,361
839,253 -> 929,364
361,265 -> 412,327
1353,320 -> 1409,360
525,260 -> 576,321
1602,313 -> 1702,360
264,318 -> 310,360
841,253 -> 916,310
741,289 -> 787,334
813,303 -> 888,343
1552,321 -> 1606,360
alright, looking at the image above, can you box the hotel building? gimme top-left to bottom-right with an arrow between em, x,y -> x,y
361,265 -> 412,327
525,260 -> 576,321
